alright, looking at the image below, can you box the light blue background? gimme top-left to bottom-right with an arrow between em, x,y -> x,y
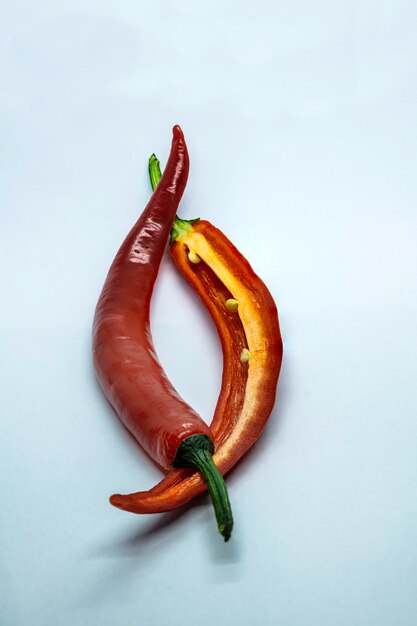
1,1 -> 417,625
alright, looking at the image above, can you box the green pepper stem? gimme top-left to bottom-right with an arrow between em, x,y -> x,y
173,434 -> 234,542
148,153 -> 199,242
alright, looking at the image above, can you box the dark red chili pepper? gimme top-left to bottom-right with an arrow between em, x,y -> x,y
93,126 -> 233,540
109,154 -> 283,516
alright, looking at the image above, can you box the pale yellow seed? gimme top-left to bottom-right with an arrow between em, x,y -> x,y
225,298 -> 239,313
188,250 -> 201,264
240,348 -> 250,363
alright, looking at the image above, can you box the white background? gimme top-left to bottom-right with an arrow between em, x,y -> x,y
1,1 -> 417,625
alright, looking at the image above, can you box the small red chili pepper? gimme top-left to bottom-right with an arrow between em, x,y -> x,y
109,154 -> 283,515
93,127 -> 233,540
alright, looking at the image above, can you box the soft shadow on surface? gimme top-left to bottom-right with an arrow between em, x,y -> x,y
206,514 -> 243,568
81,503 -> 203,607
89,500 -> 205,560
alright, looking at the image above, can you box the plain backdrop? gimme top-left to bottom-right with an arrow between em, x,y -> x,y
1,1 -> 417,625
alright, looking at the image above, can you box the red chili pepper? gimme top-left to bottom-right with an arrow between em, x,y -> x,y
109,154 -> 283,515
93,127 -> 233,540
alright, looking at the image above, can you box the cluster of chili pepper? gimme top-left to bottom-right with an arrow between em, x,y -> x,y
93,126 -> 283,541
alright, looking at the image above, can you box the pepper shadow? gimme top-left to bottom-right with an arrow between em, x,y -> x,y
82,495 -> 242,607
80,503 -> 201,607
89,497 -> 206,560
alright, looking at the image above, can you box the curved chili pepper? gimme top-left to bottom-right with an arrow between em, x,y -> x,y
93,127 -> 233,540
109,155 -> 283,514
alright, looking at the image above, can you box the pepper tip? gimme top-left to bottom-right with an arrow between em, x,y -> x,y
109,494 -> 127,510
172,124 -> 183,139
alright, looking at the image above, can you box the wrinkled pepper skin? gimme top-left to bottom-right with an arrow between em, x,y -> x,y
93,127 -> 212,469
110,219 -> 283,513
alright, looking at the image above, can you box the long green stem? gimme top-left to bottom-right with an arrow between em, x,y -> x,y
148,153 -> 198,241
173,434 -> 233,541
